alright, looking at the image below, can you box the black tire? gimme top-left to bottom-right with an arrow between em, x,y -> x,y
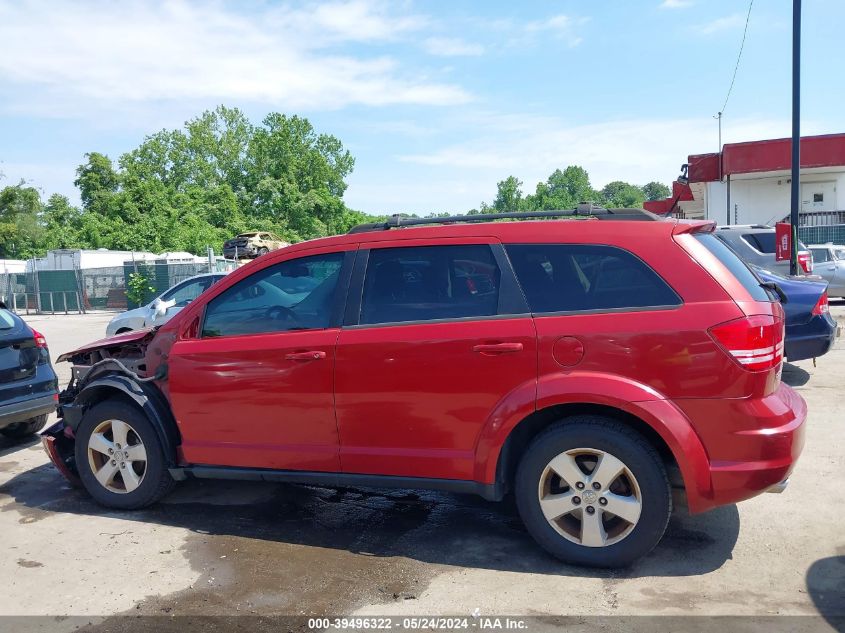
74,399 -> 175,509
258,247 -> 269,257
0,414 -> 48,439
515,416 -> 671,568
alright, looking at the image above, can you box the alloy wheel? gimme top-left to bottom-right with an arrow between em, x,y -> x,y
86,419 -> 148,494
537,447 -> 642,547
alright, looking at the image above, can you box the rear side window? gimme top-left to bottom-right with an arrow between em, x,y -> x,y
0,309 -> 15,329
742,232 -> 776,253
811,248 -> 830,263
694,234 -> 770,301
505,244 -> 681,313
360,245 -> 501,325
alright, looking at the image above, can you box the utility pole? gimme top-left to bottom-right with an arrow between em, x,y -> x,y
789,0 -> 801,275
715,111 -> 722,154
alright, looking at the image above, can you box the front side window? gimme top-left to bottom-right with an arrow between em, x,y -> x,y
834,248 -> 845,261
161,278 -> 214,307
360,245 -> 501,325
506,244 -> 681,313
202,252 -> 344,337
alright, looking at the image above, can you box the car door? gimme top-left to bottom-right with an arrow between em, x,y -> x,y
811,248 -> 838,291
167,247 -> 354,471
334,239 -> 536,481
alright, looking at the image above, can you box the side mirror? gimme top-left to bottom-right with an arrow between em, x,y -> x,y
152,298 -> 175,318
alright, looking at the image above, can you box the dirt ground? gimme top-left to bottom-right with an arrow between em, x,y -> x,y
1,308 -> 843,631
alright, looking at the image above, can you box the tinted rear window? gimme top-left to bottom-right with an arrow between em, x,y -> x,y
743,232 -> 776,253
506,244 -> 681,313
695,234 -> 771,301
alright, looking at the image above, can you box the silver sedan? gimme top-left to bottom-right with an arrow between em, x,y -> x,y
808,244 -> 845,299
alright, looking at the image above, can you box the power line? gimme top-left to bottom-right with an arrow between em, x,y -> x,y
719,0 -> 754,114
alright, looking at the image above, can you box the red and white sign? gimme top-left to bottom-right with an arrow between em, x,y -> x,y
775,222 -> 791,261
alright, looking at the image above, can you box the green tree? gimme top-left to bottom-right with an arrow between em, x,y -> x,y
531,166 -> 597,210
0,182 -> 44,258
60,106 -> 357,255
601,181 -> 646,208
642,181 -> 671,201
492,176 -> 524,211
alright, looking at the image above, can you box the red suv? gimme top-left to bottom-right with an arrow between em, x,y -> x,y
43,208 -> 806,567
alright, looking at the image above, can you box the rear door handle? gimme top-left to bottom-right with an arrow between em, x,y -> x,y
285,350 -> 327,361
472,342 -> 524,354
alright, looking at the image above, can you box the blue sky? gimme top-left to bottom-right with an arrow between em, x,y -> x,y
1,0 -> 843,214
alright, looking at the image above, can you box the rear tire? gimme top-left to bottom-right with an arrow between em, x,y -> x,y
0,414 -> 48,439
515,416 -> 671,567
74,400 -> 175,509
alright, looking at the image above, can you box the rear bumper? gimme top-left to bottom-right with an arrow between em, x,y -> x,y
784,313 -> 838,362
676,382 -> 807,513
0,393 -> 58,430
223,245 -> 257,258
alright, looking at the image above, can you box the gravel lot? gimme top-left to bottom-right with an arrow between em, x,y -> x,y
1,308 -> 843,631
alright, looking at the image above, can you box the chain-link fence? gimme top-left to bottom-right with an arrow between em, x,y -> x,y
797,224 -> 845,246
1,260 -> 235,314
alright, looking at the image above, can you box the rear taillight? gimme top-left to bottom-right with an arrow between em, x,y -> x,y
812,291 -> 829,316
798,252 -> 813,274
709,314 -> 784,372
31,328 -> 48,348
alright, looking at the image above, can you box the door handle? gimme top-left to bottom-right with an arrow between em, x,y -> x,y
285,350 -> 327,361
472,342 -> 524,354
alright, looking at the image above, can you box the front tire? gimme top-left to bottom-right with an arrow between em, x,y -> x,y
1,414 -> 48,439
74,400 -> 175,509
257,247 -> 269,257
515,416 -> 671,567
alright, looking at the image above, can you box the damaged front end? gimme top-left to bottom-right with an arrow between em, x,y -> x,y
41,327 -> 175,484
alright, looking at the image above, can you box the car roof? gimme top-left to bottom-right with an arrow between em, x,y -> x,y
269,213 -> 710,259
716,225 -> 773,232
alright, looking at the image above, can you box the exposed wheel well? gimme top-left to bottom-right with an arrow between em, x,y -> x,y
496,403 -> 682,495
115,327 -> 133,334
72,381 -> 181,465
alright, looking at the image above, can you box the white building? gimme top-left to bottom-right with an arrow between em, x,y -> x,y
27,249 -> 207,271
645,133 -> 845,227
0,259 -> 26,274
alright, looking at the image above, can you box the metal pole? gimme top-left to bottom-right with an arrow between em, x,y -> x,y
790,0 -> 801,275
726,175 -> 731,226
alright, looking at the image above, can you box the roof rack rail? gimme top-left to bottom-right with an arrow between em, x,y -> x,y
348,204 -> 662,234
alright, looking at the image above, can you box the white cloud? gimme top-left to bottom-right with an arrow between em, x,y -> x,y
423,37 -> 484,57
694,13 -> 746,35
522,14 -> 588,47
660,0 -> 694,9
0,0 -> 469,115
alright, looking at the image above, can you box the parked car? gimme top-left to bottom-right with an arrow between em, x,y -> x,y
715,225 -> 813,275
106,273 -> 227,337
223,232 -> 288,259
1,308 -> 57,439
807,243 -> 845,299
43,209 -> 806,567
750,264 -> 838,362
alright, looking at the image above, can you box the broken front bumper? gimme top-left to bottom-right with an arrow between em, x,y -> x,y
40,421 -> 81,486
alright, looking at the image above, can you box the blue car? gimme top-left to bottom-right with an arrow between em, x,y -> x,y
0,307 -> 58,438
750,265 -> 838,362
